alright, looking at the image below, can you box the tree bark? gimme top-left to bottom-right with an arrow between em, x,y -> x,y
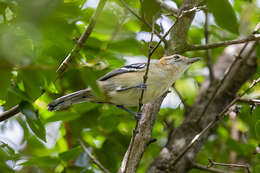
147,43 -> 257,172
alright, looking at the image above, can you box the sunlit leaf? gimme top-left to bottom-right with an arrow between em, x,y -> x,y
59,146 -> 83,161
207,0 -> 239,34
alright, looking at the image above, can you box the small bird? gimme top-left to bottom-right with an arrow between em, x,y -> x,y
48,54 -> 200,116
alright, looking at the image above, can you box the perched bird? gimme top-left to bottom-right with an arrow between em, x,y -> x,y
48,54 -> 200,116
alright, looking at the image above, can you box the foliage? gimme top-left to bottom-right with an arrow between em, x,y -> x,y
0,0 -> 259,172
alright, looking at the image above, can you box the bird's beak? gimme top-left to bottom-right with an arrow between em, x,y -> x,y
187,57 -> 201,64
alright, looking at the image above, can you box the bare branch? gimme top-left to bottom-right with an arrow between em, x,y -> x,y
204,10 -> 214,83
118,5 -> 202,173
56,0 -> 107,78
78,139 -> 111,173
208,159 -> 251,173
238,98 -> 260,105
0,0 -> 107,122
196,36 -> 257,122
0,105 -> 20,122
121,17 -> 156,173
172,85 -> 190,110
192,162 -> 232,173
166,77 -> 260,171
138,17 -> 156,113
187,34 -> 260,51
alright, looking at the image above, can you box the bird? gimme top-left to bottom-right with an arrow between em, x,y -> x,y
48,54 -> 200,117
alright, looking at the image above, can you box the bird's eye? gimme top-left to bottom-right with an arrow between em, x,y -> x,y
173,55 -> 180,59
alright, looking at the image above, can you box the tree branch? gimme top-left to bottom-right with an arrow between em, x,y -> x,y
163,42 -> 259,171
192,162 -> 232,173
0,105 -> 20,122
148,36 -> 258,172
117,4 -> 202,172
186,34 -> 260,51
0,0 -> 107,122
121,17 -> 155,173
238,98 -> 260,105
78,139 -> 111,173
204,10 -> 214,83
208,159 -> 251,173
56,0 -> 107,78
196,37 -> 257,123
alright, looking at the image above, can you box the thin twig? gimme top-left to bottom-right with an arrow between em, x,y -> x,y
123,17 -> 155,173
120,6 -> 204,173
172,85 -> 190,110
238,98 -> 260,105
56,0 -> 107,78
78,139 -> 111,173
204,10 -> 214,83
118,0 -> 166,44
167,77 -> 260,170
196,33 -> 257,123
0,105 -> 20,122
187,34 -> 260,51
192,162 -> 231,173
138,18 -> 155,113
208,159 -> 251,173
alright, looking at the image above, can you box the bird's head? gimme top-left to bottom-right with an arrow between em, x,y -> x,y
159,54 -> 201,72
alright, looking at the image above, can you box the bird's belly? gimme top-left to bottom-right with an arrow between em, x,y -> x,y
107,82 -> 169,107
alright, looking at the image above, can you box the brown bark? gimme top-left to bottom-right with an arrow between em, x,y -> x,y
147,43 -> 257,172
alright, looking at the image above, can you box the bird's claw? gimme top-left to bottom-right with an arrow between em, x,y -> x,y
138,83 -> 147,90
134,112 -> 142,120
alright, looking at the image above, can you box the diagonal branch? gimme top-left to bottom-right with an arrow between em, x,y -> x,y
56,0 -> 107,78
118,3 -> 202,173
186,34 -> 260,51
78,139 -> 111,173
192,162 -> 232,173
204,10 -> 214,83
208,159 -> 251,173
167,76 -> 260,171
122,17 -> 155,173
0,0 -> 107,122
196,34 -> 258,123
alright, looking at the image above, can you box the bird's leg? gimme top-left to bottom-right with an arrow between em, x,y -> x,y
116,83 -> 147,92
116,105 -> 141,120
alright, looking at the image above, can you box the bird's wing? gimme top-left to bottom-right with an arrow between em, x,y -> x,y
98,63 -> 147,81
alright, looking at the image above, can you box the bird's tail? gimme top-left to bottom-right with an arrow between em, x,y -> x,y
48,88 -> 97,111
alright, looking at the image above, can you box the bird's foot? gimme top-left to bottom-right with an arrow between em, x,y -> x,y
137,83 -> 147,90
134,112 -> 142,120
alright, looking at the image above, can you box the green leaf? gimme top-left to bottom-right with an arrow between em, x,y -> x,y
142,0 -> 160,23
20,156 -> 59,167
0,142 -> 19,161
207,0 -> 239,34
59,146 -> 83,161
80,67 -> 103,99
255,120 -> 260,140
44,111 -> 80,123
19,101 -> 46,142
20,70 -> 44,101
